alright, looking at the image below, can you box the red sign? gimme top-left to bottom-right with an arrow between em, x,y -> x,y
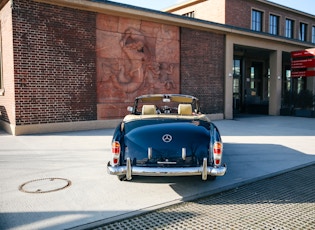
291,49 -> 315,77
291,58 -> 315,69
291,70 -> 315,78
291,48 -> 315,58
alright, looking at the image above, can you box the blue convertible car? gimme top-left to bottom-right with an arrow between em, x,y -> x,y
107,94 -> 227,181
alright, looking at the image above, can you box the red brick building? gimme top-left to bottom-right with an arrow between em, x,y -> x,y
0,0 -> 314,135
167,0 -> 315,115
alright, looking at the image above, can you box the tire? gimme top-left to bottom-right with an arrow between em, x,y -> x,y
117,175 -> 127,181
208,176 -> 217,181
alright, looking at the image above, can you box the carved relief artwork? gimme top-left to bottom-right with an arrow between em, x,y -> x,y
96,15 -> 180,119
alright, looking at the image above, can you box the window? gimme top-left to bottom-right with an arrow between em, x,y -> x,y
284,69 -> 291,92
182,11 -> 194,18
285,19 -> 294,38
299,23 -> 307,41
233,59 -> 241,94
252,10 -> 263,32
312,26 -> 315,43
269,14 -> 279,35
233,58 -> 242,111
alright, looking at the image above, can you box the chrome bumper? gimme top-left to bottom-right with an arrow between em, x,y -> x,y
107,157 -> 227,181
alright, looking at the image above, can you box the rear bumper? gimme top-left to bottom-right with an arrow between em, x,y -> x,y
107,157 -> 227,181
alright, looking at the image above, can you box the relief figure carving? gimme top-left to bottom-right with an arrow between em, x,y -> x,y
159,63 -> 176,90
101,27 -> 177,94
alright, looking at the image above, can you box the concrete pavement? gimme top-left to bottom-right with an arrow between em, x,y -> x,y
0,115 -> 315,229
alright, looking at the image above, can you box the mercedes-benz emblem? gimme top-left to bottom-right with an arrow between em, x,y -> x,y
162,134 -> 172,143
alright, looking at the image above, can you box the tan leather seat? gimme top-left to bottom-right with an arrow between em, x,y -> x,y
142,105 -> 156,115
178,104 -> 192,115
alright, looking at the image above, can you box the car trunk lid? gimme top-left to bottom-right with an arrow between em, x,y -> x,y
124,121 -> 210,166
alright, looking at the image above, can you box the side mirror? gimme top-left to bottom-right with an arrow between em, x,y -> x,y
127,106 -> 133,112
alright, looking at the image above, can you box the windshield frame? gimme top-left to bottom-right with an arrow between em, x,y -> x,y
132,94 -> 200,115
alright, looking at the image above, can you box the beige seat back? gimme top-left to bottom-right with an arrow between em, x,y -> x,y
178,104 -> 192,115
142,105 -> 156,115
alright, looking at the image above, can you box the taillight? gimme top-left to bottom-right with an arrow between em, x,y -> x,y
111,141 -> 121,166
213,142 -> 223,166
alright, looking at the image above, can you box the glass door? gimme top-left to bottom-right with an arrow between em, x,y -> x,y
233,58 -> 242,113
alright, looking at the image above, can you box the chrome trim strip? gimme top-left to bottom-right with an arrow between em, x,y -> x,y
107,162 -> 227,178
157,161 -> 177,165
126,157 -> 132,180
148,147 -> 152,159
182,147 -> 186,160
202,157 -> 207,180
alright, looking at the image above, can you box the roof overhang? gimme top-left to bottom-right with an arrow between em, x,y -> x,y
34,0 -> 313,49
256,0 -> 315,18
164,0 -> 315,18
0,0 -> 10,10
164,0 -> 207,13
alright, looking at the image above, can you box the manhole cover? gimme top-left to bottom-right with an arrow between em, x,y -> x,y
19,178 -> 72,193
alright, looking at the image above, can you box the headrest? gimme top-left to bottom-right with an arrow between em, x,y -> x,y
142,105 -> 156,115
178,104 -> 192,115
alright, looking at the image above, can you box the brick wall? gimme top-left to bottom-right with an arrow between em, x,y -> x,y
226,0 -> 315,41
180,28 -> 225,114
5,0 -> 226,128
225,0 -> 251,29
12,0 -> 97,125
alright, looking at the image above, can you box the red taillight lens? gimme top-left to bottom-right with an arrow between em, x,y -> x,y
111,141 -> 121,166
213,142 -> 223,166
113,158 -> 119,165
213,142 -> 222,154
112,141 -> 121,155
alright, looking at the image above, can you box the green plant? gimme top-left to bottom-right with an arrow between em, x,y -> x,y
296,89 -> 313,109
282,90 -> 296,108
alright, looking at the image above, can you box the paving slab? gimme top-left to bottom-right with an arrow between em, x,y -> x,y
96,164 -> 315,229
0,115 -> 314,230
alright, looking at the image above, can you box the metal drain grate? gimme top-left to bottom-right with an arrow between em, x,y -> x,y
19,178 -> 72,194
96,164 -> 315,230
